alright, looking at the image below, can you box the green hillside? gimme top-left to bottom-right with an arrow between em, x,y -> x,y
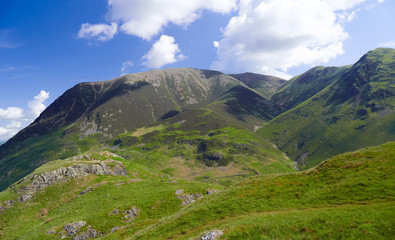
230,72 -> 286,99
271,65 -> 350,110
0,140 -> 392,239
0,68 -> 287,191
131,141 -> 395,239
259,48 -> 395,169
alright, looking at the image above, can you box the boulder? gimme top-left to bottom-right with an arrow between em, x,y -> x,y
177,193 -> 203,206
123,207 -> 139,220
175,189 -> 184,195
63,221 -> 86,236
73,228 -> 102,240
201,230 -> 223,240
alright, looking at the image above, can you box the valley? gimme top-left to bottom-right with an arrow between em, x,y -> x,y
0,48 -> 394,239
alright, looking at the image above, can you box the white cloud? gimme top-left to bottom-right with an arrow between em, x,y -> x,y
0,123 -> 22,141
0,107 -> 23,120
213,41 -> 219,48
78,22 -> 118,42
379,41 -> 395,48
105,0 -> 237,40
0,91 -> 50,141
120,60 -> 134,76
28,90 -> 50,118
142,35 -> 185,68
212,0 -> 380,79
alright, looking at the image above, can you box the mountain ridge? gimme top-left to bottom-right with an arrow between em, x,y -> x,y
0,68 -> 287,191
259,48 -> 395,168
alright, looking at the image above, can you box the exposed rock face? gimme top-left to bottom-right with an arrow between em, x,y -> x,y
175,189 -> 184,195
64,221 -> 86,237
177,193 -> 203,206
13,162 -> 127,202
73,228 -> 102,240
201,230 -> 223,240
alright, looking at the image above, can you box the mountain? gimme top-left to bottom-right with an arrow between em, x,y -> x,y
0,68 -> 290,191
0,140 -> 393,239
0,48 -> 394,239
271,65 -> 350,110
229,72 -> 286,99
259,48 -> 395,168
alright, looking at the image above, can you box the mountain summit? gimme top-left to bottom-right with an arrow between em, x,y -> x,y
0,68 -> 288,191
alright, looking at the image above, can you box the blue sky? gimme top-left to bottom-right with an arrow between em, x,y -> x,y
0,0 -> 394,141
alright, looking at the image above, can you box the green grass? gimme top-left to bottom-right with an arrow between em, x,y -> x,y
0,141 -> 393,240
0,154 -> 222,240
130,141 -> 395,239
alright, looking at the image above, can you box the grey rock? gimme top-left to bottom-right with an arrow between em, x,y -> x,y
63,221 -> 86,236
73,228 -> 101,240
46,227 -> 56,235
0,200 -> 15,213
4,200 -> 14,205
177,193 -> 202,206
123,207 -> 139,220
111,226 -> 124,233
77,187 -> 94,197
175,189 -> 184,195
201,230 -> 223,240
207,189 -> 220,195
14,163 -> 127,202
108,209 -> 120,215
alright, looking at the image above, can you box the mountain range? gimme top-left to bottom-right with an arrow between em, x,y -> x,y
0,48 -> 394,239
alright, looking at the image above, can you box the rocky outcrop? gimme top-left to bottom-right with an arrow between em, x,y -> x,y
175,189 -> 203,206
0,200 -> 14,213
12,162 -> 127,202
123,207 -> 140,221
73,227 -> 103,240
201,230 -> 223,240
64,221 -> 86,237
47,221 -> 103,239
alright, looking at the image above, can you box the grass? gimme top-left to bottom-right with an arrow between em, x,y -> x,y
130,141 -> 395,239
110,124 -> 294,184
0,141 -> 393,239
0,153 -> 222,240
260,48 -> 395,169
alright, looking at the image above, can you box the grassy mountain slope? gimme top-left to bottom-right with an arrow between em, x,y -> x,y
106,109 -> 294,185
259,48 -> 395,169
271,66 -> 350,110
130,141 -> 395,239
0,140 -> 392,239
229,72 -> 286,99
0,68 -> 286,191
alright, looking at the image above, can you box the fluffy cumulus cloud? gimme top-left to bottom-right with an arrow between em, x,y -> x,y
212,0 -> 376,79
0,90 -> 50,141
28,90 -> 50,117
0,107 -> 23,120
142,35 -> 185,68
107,0 -> 237,40
78,22 -> 118,42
